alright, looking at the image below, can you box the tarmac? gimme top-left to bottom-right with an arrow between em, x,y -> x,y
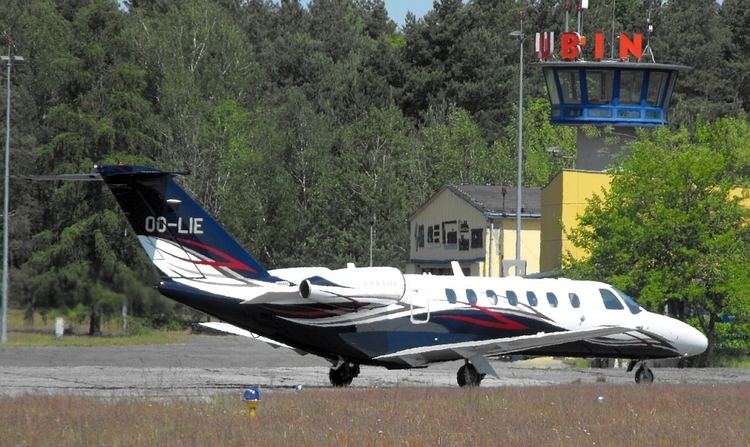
1,335 -> 749,398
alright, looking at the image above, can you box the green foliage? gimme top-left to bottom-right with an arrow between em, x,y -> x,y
566,119 -> 750,364
4,0 -> 750,339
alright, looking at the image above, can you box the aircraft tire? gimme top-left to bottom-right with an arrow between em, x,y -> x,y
457,363 -> 482,387
329,362 -> 357,387
634,365 -> 654,384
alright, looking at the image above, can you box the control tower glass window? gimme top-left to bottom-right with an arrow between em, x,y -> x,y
544,69 -> 560,105
586,70 -> 613,105
647,71 -> 668,106
558,70 -> 581,104
619,71 -> 644,105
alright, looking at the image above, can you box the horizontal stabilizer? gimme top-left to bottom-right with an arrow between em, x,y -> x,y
22,173 -> 102,181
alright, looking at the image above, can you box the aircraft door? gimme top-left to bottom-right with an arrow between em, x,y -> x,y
409,288 -> 430,324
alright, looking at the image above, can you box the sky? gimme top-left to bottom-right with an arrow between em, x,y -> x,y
380,0 -> 434,27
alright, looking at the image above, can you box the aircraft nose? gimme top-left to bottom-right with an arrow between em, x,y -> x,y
676,321 -> 708,357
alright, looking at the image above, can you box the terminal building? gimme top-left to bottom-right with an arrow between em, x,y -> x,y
405,185 -> 541,277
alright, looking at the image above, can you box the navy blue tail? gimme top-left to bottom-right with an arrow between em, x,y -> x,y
98,164 -> 272,281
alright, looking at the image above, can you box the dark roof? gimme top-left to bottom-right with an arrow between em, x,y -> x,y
447,185 -> 542,218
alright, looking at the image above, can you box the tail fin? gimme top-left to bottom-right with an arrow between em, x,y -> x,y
98,164 -> 273,282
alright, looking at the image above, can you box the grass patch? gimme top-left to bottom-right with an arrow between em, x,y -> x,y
4,308 -> 188,347
1,384 -> 749,446
3,330 -> 188,347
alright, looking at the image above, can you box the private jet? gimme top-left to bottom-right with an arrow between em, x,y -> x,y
49,164 -> 707,387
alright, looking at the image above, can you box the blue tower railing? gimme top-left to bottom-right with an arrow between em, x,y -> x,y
539,61 -> 690,127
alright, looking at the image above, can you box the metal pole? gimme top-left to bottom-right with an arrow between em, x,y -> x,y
1,52 -> 11,343
515,25 -> 524,269
1,44 -> 22,344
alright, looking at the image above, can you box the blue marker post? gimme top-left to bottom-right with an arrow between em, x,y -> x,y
243,387 -> 261,418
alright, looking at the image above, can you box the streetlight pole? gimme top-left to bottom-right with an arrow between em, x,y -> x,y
1,39 -> 24,344
510,16 -> 525,276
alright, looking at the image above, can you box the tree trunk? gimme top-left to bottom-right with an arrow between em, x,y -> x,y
89,308 -> 101,336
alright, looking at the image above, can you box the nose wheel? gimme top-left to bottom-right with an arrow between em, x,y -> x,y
329,361 -> 360,387
628,360 -> 654,384
457,362 -> 485,387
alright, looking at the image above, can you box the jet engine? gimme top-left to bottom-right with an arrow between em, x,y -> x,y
299,266 -> 406,305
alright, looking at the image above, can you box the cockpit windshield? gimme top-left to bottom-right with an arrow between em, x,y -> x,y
613,287 -> 642,314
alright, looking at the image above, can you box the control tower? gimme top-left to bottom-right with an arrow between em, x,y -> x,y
536,8 -> 690,270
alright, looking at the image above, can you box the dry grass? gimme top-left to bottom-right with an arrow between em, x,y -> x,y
2,384 -> 749,446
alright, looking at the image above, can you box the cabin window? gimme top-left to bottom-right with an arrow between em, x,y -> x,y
466,289 -> 478,305
614,288 -> 642,314
416,224 -> 425,248
445,288 -> 457,304
471,229 -> 483,249
486,290 -> 498,305
526,291 -> 538,307
546,292 -> 558,308
600,289 -> 624,310
569,293 -> 581,308
506,291 -> 518,306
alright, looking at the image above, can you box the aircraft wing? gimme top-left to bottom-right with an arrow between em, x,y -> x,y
198,322 -> 310,356
374,325 -> 631,377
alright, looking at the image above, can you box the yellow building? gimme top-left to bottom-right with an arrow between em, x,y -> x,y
540,169 -> 612,272
406,185 -> 541,277
541,169 -> 750,272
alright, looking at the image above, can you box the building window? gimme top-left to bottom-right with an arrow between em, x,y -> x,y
586,70 -> 613,105
459,235 -> 469,251
559,69 -> 581,104
417,224 -> 425,248
470,229 -> 483,249
429,224 -> 440,244
443,220 -> 457,249
619,70 -> 644,105
647,71 -> 667,106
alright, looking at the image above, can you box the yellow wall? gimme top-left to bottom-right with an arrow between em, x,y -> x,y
500,218 -> 541,275
540,170 -> 612,271
541,174 -> 750,272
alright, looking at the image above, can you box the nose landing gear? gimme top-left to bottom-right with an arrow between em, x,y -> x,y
628,360 -> 654,384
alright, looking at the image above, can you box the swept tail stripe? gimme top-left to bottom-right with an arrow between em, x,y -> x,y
175,237 -> 256,273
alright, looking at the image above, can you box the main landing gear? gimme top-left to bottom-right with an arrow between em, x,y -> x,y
329,361 -> 360,387
627,360 -> 654,384
457,361 -> 485,387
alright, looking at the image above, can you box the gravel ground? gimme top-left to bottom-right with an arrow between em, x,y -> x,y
1,335 -> 749,398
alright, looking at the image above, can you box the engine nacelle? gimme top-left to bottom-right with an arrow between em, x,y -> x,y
299,266 -> 405,304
